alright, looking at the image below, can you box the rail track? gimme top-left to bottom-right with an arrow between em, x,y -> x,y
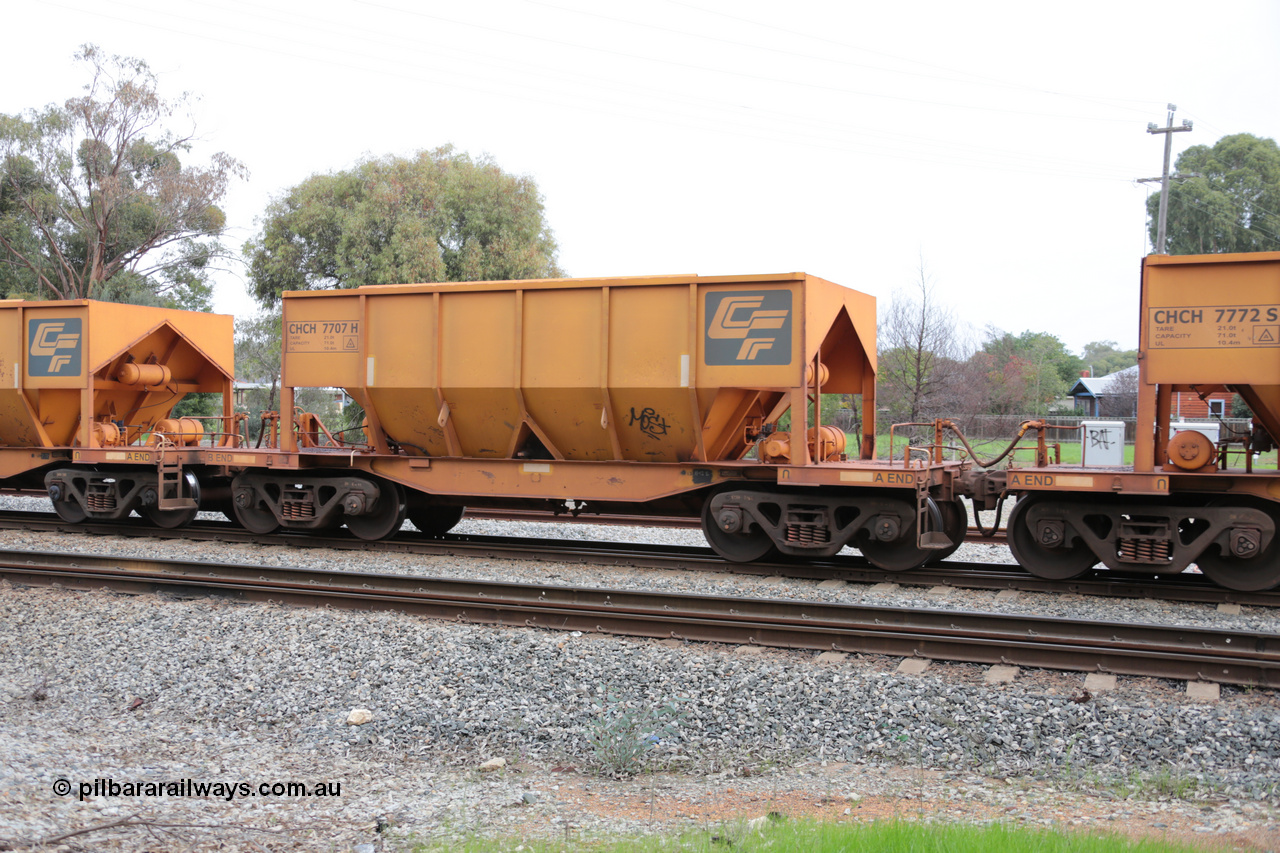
0,508 -> 1275,607
466,508 -> 1008,543
2,547 -> 1276,688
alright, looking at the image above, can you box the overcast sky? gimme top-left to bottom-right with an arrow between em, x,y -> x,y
6,0 -> 1280,355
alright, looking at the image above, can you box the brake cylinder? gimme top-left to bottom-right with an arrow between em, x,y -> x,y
1167,429 -> 1215,470
760,426 -> 846,463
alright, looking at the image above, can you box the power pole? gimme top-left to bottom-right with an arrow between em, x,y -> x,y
1146,104 -> 1193,254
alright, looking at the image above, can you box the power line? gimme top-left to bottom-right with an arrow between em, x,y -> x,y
23,0 -> 1148,183
522,0 -> 1160,119
660,0 -> 1166,114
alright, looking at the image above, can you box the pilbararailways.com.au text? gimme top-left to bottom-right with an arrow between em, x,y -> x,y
53,777 -> 342,802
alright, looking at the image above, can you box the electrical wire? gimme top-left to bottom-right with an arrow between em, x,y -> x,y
659,0 -> 1168,114
23,0 -> 1166,182
521,0 -> 1161,118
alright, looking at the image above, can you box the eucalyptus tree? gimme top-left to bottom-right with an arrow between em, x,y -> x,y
1148,132 -> 1280,255
245,146 -> 561,305
0,45 -> 246,307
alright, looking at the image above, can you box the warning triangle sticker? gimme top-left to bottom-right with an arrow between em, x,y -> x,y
1258,328 -> 1276,343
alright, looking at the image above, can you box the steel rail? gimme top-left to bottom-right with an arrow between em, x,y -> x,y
461,508 -> 1007,543
0,509 -> 1275,607
1,548 -> 1276,687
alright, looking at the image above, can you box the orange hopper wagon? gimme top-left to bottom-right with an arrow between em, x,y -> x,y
265,273 -> 968,566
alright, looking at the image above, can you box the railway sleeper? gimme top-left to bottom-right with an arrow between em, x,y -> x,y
1011,496 -> 1276,577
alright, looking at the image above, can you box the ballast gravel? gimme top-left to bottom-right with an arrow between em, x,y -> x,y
0,497 -> 1278,851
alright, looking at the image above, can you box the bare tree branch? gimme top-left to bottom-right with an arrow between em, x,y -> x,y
877,255 -> 970,425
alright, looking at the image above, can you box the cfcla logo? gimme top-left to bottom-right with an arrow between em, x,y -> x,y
28,318 -> 82,377
704,291 -> 792,365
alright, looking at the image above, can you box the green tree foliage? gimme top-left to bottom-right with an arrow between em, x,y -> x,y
1081,340 -> 1138,377
245,146 -> 561,305
0,45 -> 246,307
235,312 -> 284,443
1148,133 -> 1280,254
971,329 -> 1083,415
170,392 -> 221,432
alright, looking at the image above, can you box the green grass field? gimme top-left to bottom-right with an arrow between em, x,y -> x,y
869,434 -> 1278,469
413,819 -> 1214,852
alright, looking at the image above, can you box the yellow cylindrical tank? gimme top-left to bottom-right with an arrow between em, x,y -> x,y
152,417 -> 204,446
804,362 -> 830,387
118,363 -> 172,386
809,425 -> 847,461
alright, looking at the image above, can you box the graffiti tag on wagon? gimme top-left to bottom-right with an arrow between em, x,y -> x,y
629,407 -> 669,439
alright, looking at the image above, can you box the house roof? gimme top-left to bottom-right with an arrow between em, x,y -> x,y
1068,365 -> 1138,398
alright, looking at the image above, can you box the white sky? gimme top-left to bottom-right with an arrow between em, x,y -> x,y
6,0 -> 1280,355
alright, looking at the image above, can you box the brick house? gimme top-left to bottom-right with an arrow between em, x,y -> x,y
1070,366 -> 1234,419
1170,389 -> 1234,419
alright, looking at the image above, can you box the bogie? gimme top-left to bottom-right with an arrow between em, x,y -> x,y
45,467 -> 201,530
230,472 -> 408,541
700,487 -> 960,570
1006,494 -> 1280,590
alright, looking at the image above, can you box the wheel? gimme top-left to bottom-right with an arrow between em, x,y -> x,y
51,494 -> 87,523
930,499 -> 968,563
1006,495 -> 1098,580
701,489 -> 777,563
231,476 -> 280,534
858,504 -> 931,572
1195,499 -> 1280,592
407,503 -> 465,536
142,503 -> 200,528
141,472 -> 200,529
1198,546 -> 1280,591
142,502 -> 199,527
346,481 -> 407,541
233,499 -> 280,534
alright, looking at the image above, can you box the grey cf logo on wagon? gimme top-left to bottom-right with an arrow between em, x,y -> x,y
28,318 -> 82,377
704,291 -> 791,365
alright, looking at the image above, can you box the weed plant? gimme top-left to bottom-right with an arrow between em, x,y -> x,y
585,693 -> 686,778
